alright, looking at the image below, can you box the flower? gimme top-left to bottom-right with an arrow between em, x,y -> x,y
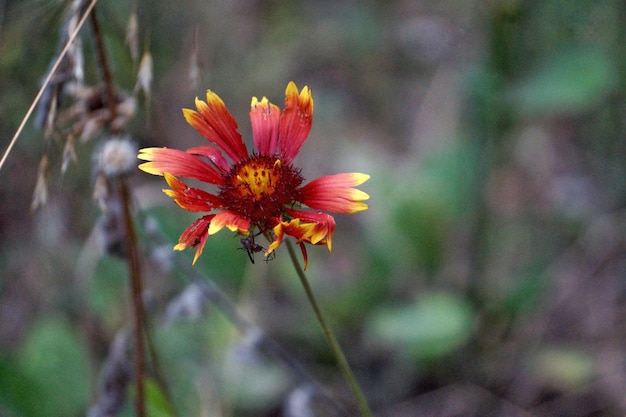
138,82 -> 369,267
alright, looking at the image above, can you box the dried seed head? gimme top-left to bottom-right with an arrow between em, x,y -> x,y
95,136 -> 138,178
61,134 -> 78,174
31,156 -> 51,211
93,172 -> 109,211
112,95 -> 137,132
137,51 -> 153,94
125,12 -> 139,63
189,27 -> 201,90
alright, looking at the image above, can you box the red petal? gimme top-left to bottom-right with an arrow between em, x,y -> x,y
174,215 -> 214,265
138,147 -> 224,185
186,146 -> 231,172
163,173 -> 222,212
250,96 -> 280,156
278,82 -> 314,163
266,213 -> 332,269
283,209 -> 337,251
208,210 -> 251,235
298,242 -> 309,270
300,173 -> 370,213
182,90 -> 248,163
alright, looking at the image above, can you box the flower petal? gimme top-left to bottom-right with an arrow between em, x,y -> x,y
278,82 -> 314,163
266,212 -> 335,269
173,215 -> 214,265
163,173 -> 223,212
286,209 -> 337,250
186,145 -> 231,172
182,90 -> 248,163
207,210 -> 251,235
266,221 -> 310,268
250,96 -> 281,156
297,242 -> 309,270
138,147 -> 224,185
300,173 -> 370,213
265,227 -> 283,256
278,209 -> 336,250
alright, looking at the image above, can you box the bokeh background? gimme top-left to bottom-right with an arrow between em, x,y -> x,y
1,0 -> 625,416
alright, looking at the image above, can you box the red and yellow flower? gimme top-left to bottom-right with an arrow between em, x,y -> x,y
138,82 -> 369,267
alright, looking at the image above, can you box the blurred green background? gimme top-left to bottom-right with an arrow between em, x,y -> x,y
1,0 -> 625,416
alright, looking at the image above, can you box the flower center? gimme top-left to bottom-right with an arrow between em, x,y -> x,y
219,154 -> 304,229
235,159 -> 281,199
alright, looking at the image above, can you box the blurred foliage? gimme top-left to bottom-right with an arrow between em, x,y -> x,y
0,317 -> 93,417
509,46 -> 618,116
365,291 -> 475,362
1,0 -> 625,416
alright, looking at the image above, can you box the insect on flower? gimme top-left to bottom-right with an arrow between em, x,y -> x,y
239,236 -> 263,264
138,82 -> 370,268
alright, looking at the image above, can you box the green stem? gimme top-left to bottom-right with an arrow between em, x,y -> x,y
285,240 -> 374,417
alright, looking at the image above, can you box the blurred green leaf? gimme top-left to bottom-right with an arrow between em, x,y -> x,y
0,355 -> 38,417
502,265 -> 548,318
145,378 -> 176,417
17,317 -> 93,417
529,346 -> 595,391
392,197 -> 445,274
365,292 -> 475,361
391,140 -> 480,274
89,256 -> 127,323
330,261 -> 392,326
153,312 -> 232,416
197,232 -> 247,286
510,46 -> 618,115
221,353 -> 290,411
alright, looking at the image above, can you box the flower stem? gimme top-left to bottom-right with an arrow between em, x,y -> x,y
285,241 -> 374,417
120,178 -> 146,417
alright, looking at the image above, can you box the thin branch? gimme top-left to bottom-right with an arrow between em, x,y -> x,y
0,0 -> 99,172
120,179 -> 146,417
286,240 -> 374,417
90,6 -> 118,124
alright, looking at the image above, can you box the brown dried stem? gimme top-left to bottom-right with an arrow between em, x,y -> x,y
119,179 -> 146,417
91,6 -> 145,417
90,6 -> 118,125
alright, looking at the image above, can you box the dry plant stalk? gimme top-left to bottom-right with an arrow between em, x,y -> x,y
13,2 -> 154,416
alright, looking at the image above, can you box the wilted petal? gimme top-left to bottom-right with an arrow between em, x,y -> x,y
285,209 -> 337,250
266,213 -> 334,269
274,210 -> 336,250
173,215 -> 214,265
